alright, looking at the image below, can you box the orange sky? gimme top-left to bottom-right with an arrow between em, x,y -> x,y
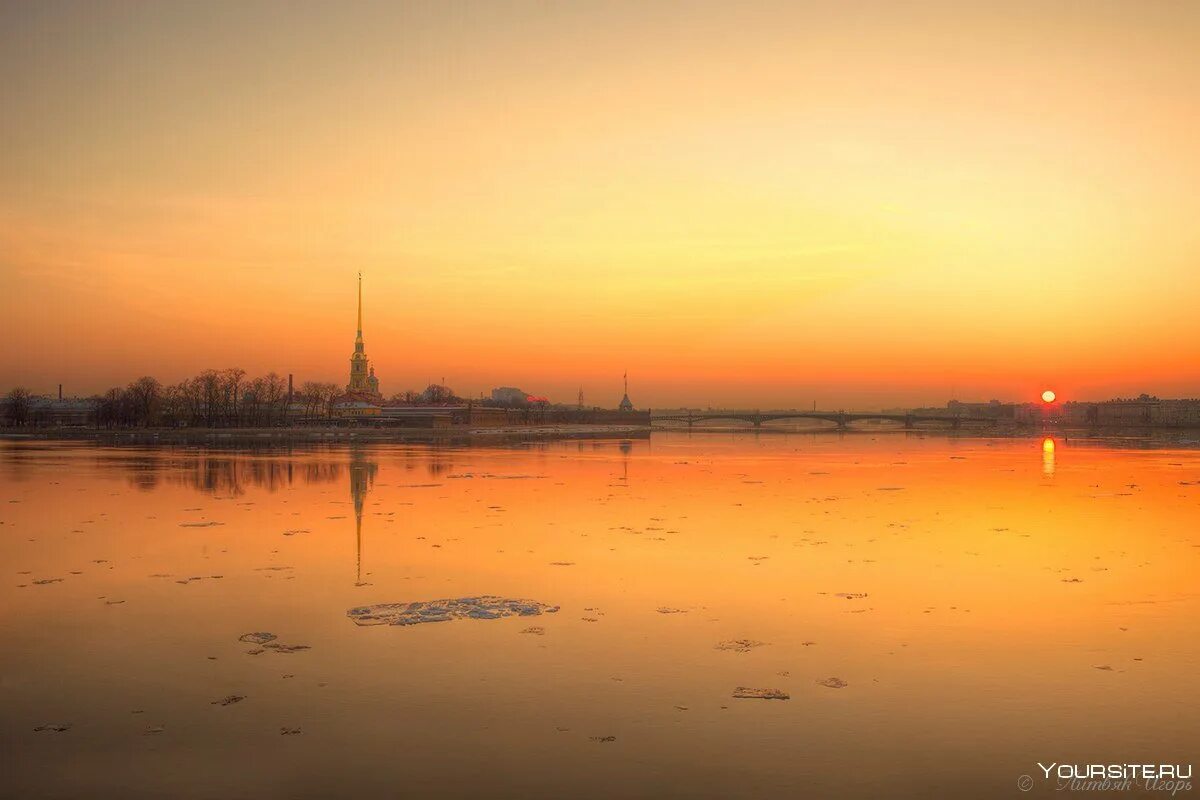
2,1 -> 1198,408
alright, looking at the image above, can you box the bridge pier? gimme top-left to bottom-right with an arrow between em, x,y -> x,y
904,414 -> 914,430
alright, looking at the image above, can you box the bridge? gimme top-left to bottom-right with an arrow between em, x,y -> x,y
650,410 -> 1001,430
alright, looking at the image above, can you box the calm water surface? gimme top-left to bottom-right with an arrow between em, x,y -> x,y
2,434 -> 1198,799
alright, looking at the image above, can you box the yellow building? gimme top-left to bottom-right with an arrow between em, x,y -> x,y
332,397 -> 382,418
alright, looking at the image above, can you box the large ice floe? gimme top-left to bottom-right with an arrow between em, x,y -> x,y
732,687 -> 790,700
347,596 -> 559,627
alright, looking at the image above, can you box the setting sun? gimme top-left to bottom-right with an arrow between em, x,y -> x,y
1042,390 -> 1057,403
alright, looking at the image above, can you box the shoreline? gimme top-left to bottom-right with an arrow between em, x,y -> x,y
2,424 -> 1199,448
0,424 -> 656,446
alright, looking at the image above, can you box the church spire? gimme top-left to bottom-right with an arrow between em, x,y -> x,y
347,272 -> 379,397
356,271 -> 363,339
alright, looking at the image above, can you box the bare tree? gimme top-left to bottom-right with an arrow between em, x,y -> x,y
419,384 -> 456,404
197,370 -> 222,427
242,377 -> 265,425
3,387 -> 32,426
174,378 -> 204,426
300,381 -> 322,421
160,382 -> 186,426
261,372 -> 287,425
126,376 -> 163,426
300,381 -> 339,422
319,382 -> 340,420
93,387 -> 132,428
221,368 -> 246,425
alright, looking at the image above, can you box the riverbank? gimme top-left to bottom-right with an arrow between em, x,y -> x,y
3,423 -> 1199,449
0,424 -> 655,446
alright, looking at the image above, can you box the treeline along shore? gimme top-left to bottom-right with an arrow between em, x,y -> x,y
0,369 -> 649,431
0,424 -> 656,446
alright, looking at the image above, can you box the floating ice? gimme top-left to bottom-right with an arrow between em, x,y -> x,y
732,687 -> 789,700
347,596 -> 559,627
817,677 -> 848,689
715,639 -> 768,653
33,723 -> 71,732
239,632 -> 277,645
237,632 -> 308,653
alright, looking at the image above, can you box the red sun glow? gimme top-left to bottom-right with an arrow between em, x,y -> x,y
1041,390 -> 1056,403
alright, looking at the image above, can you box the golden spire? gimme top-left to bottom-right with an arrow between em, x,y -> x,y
356,271 -> 363,338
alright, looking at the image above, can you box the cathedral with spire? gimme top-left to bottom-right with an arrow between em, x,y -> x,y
618,371 -> 634,411
346,272 -> 381,399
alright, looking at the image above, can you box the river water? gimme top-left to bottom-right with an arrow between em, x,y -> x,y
1,434 -> 1197,799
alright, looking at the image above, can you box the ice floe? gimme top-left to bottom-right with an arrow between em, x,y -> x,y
238,632 -> 277,645
347,596 -> 559,627
714,639 -> 768,653
732,687 -> 789,700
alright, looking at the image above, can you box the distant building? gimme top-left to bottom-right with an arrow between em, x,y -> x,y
332,393 -> 382,419
27,395 -> 92,426
1062,395 -> 1200,427
489,387 -> 549,407
618,372 -> 634,412
380,403 -> 509,428
346,273 -> 381,399
946,399 -> 1016,419
491,387 -> 528,405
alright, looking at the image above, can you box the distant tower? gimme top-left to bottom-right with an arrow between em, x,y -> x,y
618,371 -> 634,412
347,272 -> 382,398
577,386 -> 584,410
